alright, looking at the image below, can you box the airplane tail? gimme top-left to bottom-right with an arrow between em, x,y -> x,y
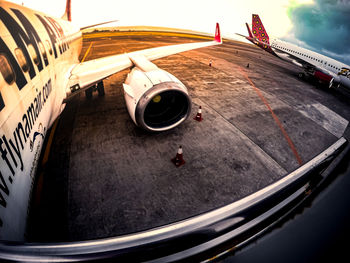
62,0 -> 72,21
245,23 -> 253,38
61,0 -> 118,30
214,22 -> 222,43
251,14 -> 269,44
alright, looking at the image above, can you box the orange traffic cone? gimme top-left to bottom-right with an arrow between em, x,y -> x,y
171,146 -> 185,167
194,106 -> 203,122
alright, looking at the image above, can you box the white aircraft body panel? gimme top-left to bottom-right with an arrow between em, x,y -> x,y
271,39 -> 349,85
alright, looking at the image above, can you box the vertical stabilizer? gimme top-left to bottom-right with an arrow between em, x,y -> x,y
214,23 -> 222,43
252,14 -> 269,44
62,0 -> 72,21
245,23 -> 253,38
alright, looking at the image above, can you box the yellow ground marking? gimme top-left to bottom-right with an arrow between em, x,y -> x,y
83,31 -> 214,41
81,42 -> 93,62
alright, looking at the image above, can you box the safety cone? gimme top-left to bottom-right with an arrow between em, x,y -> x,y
194,106 -> 203,122
171,146 -> 185,167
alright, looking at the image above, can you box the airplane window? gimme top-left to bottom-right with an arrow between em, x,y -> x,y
46,40 -> 53,55
28,44 -> 39,65
39,42 -> 48,64
15,48 -> 29,72
0,54 -> 15,85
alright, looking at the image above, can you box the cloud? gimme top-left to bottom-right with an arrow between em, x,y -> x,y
286,0 -> 350,64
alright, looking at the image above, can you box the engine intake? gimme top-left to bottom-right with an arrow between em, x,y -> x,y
136,82 -> 191,131
123,67 -> 191,132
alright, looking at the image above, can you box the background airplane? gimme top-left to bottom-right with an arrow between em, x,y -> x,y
237,14 -> 350,90
0,0 -> 221,240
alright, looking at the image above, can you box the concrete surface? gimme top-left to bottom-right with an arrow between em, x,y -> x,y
27,32 -> 350,242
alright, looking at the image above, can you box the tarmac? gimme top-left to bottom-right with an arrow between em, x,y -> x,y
27,32 -> 350,242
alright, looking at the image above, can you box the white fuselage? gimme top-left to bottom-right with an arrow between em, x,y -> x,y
269,38 -> 350,88
0,1 -> 82,240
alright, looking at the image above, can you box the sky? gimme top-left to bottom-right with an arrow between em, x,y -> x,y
9,0 -> 350,64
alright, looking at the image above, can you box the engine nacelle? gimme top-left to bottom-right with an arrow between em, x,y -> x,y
123,67 -> 191,132
314,70 -> 340,88
314,70 -> 333,83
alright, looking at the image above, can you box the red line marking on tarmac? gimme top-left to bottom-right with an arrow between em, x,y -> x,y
238,67 -> 303,165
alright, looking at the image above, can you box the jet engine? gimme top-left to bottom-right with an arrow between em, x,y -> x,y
314,70 -> 340,88
123,65 -> 191,132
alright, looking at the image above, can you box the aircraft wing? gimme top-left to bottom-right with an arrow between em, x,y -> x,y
66,24 -> 221,100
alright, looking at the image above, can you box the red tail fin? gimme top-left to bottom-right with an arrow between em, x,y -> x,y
214,23 -> 222,43
62,0 -> 72,21
252,14 -> 269,44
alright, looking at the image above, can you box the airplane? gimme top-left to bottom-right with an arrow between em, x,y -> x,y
237,14 -> 350,90
0,0 -> 222,241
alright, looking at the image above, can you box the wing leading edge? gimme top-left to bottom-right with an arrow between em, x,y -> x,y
66,24 -> 222,100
